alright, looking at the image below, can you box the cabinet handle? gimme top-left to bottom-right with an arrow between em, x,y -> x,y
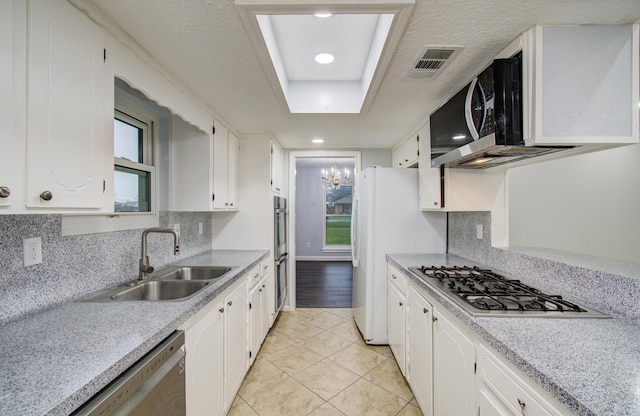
40,191 -> 53,201
230,203 -> 234,206
224,202 -> 229,206
219,307 -> 225,313
259,288 -> 262,292
0,186 -> 10,198
228,300 -> 233,307
399,302 -> 403,307
423,308 -> 428,314
517,398 -> 526,414
433,201 -> 438,206
392,275 -> 397,279
432,316 -> 438,322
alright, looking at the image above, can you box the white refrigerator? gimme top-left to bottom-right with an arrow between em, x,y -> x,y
351,167 -> 446,344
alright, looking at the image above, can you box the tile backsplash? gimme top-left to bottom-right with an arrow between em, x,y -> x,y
0,212 -> 212,324
448,211 -> 640,319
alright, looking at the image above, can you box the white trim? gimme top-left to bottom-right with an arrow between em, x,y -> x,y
288,150 -> 362,310
296,256 -> 352,262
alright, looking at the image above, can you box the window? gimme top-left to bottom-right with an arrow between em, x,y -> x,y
324,185 -> 353,248
113,108 -> 155,213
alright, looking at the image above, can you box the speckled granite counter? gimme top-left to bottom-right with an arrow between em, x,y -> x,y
387,253 -> 640,416
0,250 -> 268,416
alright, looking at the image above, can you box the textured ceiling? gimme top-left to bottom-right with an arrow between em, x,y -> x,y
88,0 -> 640,150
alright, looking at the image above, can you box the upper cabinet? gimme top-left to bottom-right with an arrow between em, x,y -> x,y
393,134 -> 419,168
213,126 -> 239,210
172,120 -> 240,211
25,0 -> 108,209
270,140 -> 283,195
0,0 -> 19,210
501,24 -> 638,147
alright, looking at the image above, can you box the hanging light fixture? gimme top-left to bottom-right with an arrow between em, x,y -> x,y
321,159 -> 350,189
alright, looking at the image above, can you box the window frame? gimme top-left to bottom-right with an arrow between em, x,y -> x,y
322,182 -> 354,252
113,106 -> 155,214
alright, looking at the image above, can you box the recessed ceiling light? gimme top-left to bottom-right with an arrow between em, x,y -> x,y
312,138 -> 324,144
314,12 -> 332,18
315,53 -> 334,64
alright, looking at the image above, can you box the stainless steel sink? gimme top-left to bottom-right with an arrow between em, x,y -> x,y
81,279 -> 211,302
110,280 -> 210,301
154,266 -> 232,281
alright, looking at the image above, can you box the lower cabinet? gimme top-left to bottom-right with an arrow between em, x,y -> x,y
249,275 -> 268,365
387,278 -> 406,376
223,279 -> 249,412
406,286 -> 433,416
477,344 -> 569,416
180,276 -> 250,416
181,298 -> 224,416
388,262 -> 571,416
432,308 -> 476,416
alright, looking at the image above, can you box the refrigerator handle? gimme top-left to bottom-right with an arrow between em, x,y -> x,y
351,193 -> 359,267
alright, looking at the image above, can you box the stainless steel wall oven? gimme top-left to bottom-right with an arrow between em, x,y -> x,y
274,196 -> 288,314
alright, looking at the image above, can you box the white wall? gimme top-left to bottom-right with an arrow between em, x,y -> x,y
508,143 -> 640,263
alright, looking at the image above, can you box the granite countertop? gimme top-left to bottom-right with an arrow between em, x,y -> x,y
0,250 -> 268,416
387,253 -> 640,416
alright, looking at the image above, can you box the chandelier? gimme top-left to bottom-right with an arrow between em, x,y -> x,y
322,159 -> 350,189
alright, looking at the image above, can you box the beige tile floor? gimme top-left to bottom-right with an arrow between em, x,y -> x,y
229,308 -> 423,416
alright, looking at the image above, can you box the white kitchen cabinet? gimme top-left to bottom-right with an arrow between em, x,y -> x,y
270,140 -> 284,195
213,124 -> 240,210
26,0 -> 107,209
498,24 -> 639,147
249,275 -> 269,365
433,309 -> 476,416
0,0 -> 20,210
418,120 -> 506,212
223,279 -> 248,411
393,134 -> 419,168
180,298 -> 224,416
172,119 -> 239,211
387,265 -> 407,376
406,285 -> 433,416
477,343 -> 569,416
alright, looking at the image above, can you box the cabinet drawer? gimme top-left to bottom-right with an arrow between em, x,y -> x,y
260,259 -> 270,278
249,265 -> 261,288
388,264 -> 407,294
477,344 -> 568,416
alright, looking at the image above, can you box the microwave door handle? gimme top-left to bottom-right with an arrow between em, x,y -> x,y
464,78 -> 480,140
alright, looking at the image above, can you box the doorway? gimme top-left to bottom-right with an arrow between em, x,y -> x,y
288,151 -> 361,310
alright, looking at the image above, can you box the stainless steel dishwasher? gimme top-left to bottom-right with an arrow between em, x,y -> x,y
73,331 -> 186,416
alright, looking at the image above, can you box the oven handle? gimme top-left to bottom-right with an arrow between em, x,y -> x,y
464,77 -> 481,141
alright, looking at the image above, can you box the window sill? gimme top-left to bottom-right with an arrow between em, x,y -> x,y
322,246 -> 351,253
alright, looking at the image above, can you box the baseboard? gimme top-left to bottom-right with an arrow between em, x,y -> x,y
296,256 -> 352,262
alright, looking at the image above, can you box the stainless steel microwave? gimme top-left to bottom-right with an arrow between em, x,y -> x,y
430,52 -> 569,169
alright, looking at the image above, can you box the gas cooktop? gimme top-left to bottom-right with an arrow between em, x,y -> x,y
408,265 -> 608,318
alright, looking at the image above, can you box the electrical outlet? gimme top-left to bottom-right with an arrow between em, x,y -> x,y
476,224 -> 483,240
198,222 -> 203,235
23,237 -> 43,266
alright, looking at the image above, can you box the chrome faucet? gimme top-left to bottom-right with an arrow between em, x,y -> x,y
139,227 -> 180,280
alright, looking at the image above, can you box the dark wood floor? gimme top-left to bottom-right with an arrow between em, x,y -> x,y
296,261 -> 353,308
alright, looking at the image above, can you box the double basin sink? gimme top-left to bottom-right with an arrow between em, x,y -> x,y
81,266 -> 232,302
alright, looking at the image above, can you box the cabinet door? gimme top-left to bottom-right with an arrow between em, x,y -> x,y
227,130 -> 239,208
418,121 -> 444,210
182,300 -> 224,416
403,135 -> 419,167
26,0 -> 106,209
0,0 -> 19,209
387,280 -> 406,376
249,282 -> 263,365
223,280 -> 248,411
392,146 -> 404,168
270,140 -> 283,195
407,286 -> 433,416
212,123 -> 229,209
433,310 -> 475,416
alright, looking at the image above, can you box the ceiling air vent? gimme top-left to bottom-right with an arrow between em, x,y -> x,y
407,46 -> 462,79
